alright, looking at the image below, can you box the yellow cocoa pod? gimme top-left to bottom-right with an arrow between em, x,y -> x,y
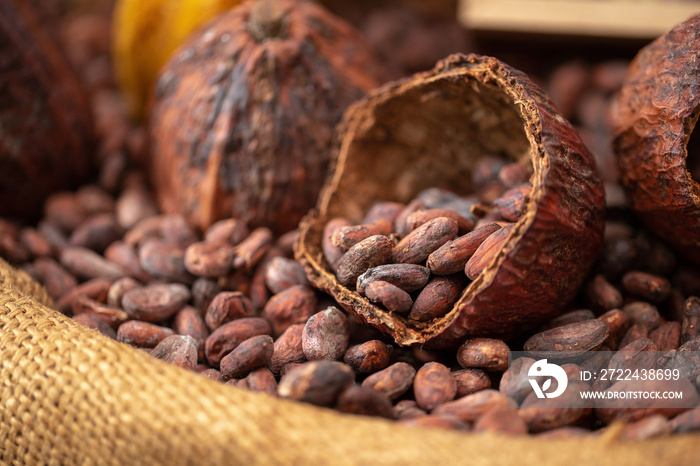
112,0 -> 242,119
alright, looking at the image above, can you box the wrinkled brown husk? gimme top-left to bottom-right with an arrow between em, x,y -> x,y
0,0 -> 94,220
296,53 -> 605,348
613,14 -> 700,263
149,0 -> 389,235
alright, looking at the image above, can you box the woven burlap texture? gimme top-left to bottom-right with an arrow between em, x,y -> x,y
0,258 -> 697,465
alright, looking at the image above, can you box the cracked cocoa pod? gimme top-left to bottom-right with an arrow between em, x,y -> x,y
0,0 -> 93,219
613,14 -> 700,263
149,0 -> 388,235
296,54 -> 605,348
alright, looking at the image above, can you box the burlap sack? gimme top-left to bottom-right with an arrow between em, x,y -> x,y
1,258 -> 698,465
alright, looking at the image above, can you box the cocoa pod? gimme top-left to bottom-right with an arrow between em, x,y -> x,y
0,0 -> 94,219
296,54 -> 605,347
149,0 -> 388,235
614,14 -> 700,263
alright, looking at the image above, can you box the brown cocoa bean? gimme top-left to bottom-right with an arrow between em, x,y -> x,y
362,201 -> 404,225
335,385 -> 394,419
139,238 -> 194,284
72,295 -> 128,327
262,285 -> 317,337
104,241 -> 151,283
499,357 -> 536,403
117,320 -> 174,348
44,192 -> 87,233
69,213 -> 123,252
414,362 -> 457,411
277,360 -> 355,407
464,223 -> 514,279
617,323 -> 649,350
520,382 -> 592,432
362,362 -> 416,400
322,218 -> 351,272
205,291 -> 255,331
622,301 -> 661,332
33,257 -> 78,300
220,335 -> 274,379
650,321 -> 681,351
115,184 -> 159,230
173,306 -> 209,362
473,408 -> 528,435
264,257 -> 309,294
269,324 -> 306,375
75,185 -> 114,216
200,368 -> 224,382
433,389 -> 509,422
204,218 -> 249,246
409,274 -> 466,322
343,340 -> 391,374
681,297 -> 700,345
60,246 -> 125,280
457,338 -> 510,371
498,162 -> 532,188
73,313 -> 117,339
232,227 -> 273,271
56,277 -> 112,314
332,220 -> 394,250
523,319 -> 609,358
107,276 -> 140,308
622,271 -> 671,303
192,278 -> 221,314
37,220 -> 68,255
406,208 -> 474,235
204,317 -> 271,367
241,367 -> 278,396
599,309 -> 630,350
183,241 -> 235,278
426,223 -> 501,275
302,307 -> 349,361
492,184 -> 531,222
541,309 -> 596,331
363,281 -> 413,314
356,264 -> 430,294
150,334 -> 198,370
392,217 -> 458,264
122,283 -> 191,322
20,228 -> 52,258
336,235 -> 393,288
394,199 -> 425,238
453,368 -> 491,398
393,400 -> 427,420
586,274 -> 623,312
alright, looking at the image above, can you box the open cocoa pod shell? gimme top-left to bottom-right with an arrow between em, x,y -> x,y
613,14 -> 700,263
295,54 -> 605,348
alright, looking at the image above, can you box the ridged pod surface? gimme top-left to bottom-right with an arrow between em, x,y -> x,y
614,14 -> 700,263
296,54 -> 605,348
149,0 -> 388,235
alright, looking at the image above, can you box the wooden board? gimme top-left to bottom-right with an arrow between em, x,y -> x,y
459,0 -> 700,39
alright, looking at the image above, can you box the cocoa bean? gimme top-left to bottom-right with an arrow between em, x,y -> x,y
107,276 -> 140,308
264,257 -> 309,294
671,406 -> 700,433
73,313 -> 117,339
44,192 -> 87,233
322,218 -> 351,272
117,320 -> 174,348
393,400 -> 426,420
492,183 -> 531,222
173,306 -> 209,362
394,199 -> 425,238
220,335 -> 274,379
269,324 -> 306,375
138,238 -> 194,284
33,257 -> 78,300
433,389 -> 509,422
622,301 -> 661,332
115,184 -> 158,230
122,283 -> 191,322
191,278 -> 221,314
356,264 -> 430,293
426,223 -> 501,275
620,415 -> 672,441
72,295 -> 128,327
336,235 -> 393,288
60,245 -> 125,280
277,360 -> 355,407
523,319 -> 610,358
150,334 -> 198,370
399,415 -> 471,431
69,213 -> 123,252
335,385 -> 394,419
585,274 -> 623,312
363,281 -> 413,314
104,241 -> 151,282
414,362 -> 457,411
541,309 -> 596,331
205,291 -> 255,331
183,241 -> 235,278
452,368 -> 491,398
204,317 -> 271,367
520,382 -> 593,432
457,338 -> 510,371
473,408 -> 528,435
75,185 -> 114,216
406,208 -> 474,235
362,201 -> 404,225
204,218 -> 249,246
302,307 -> 349,361
20,228 -> 52,258
240,368 -> 278,396
333,220 -> 394,250
362,362 -> 416,400
681,296 -> 700,345
200,368 -> 224,382
617,324 -> 649,350
498,162 -> 532,188
599,309 -> 630,350
343,340 -> 391,374
650,322 -> 681,351
622,271 -> 671,303
262,285 -> 317,337
56,277 -> 112,314
464,223 -> 514,279
499,357 -> 536,403
232,227 -> 273,271
409,274 -> 466,322
392,217 -> 458,264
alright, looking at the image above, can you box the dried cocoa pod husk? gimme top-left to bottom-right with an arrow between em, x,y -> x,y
613,14 -> 700,263
0,0 -> 94,219
296,54 -> 605,347
149,0 -> 388,235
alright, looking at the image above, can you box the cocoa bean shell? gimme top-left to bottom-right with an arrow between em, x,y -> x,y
296,54 -> 604,347
613,14 -> 700,263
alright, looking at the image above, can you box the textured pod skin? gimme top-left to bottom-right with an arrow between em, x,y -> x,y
613,14 -> 700,263
0,1 -> 93,219
149,0 -> 388,235
296,54 -> 605,348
